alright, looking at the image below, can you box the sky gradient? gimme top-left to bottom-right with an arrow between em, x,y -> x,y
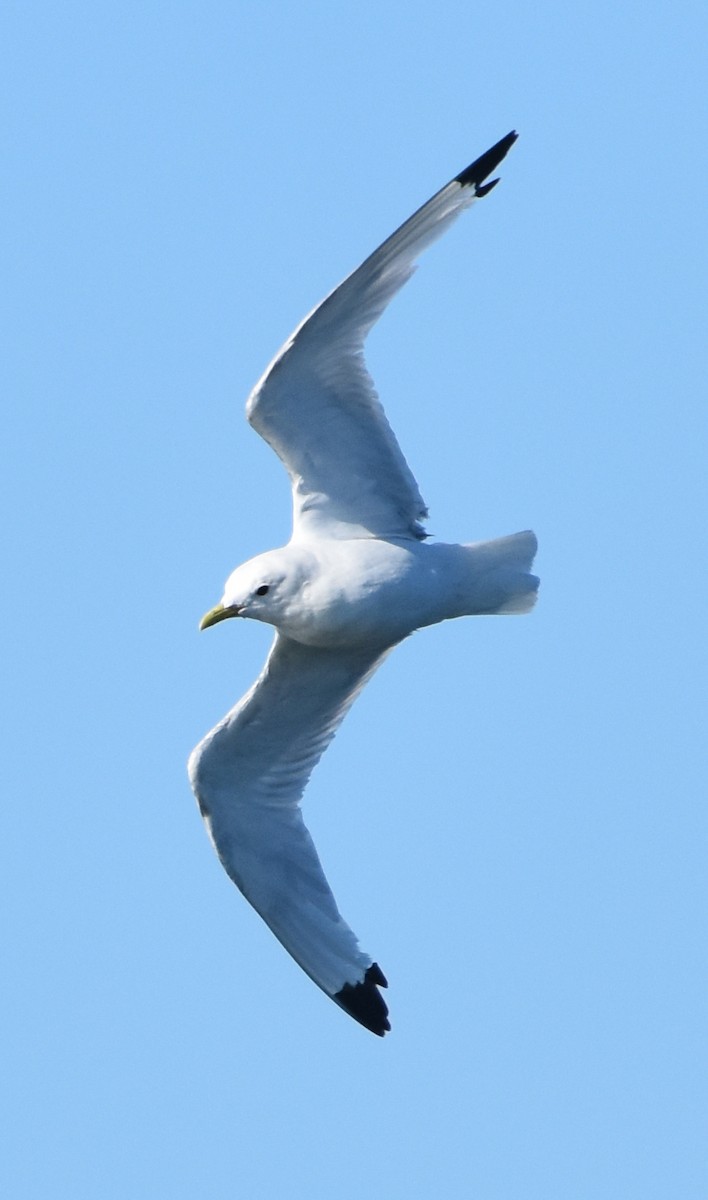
3,3 -> 707,1197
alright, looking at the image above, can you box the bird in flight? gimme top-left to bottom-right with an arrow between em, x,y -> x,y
189,131 -> 537,1036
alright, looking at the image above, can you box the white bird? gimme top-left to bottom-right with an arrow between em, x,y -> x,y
189,131 -> 537,1035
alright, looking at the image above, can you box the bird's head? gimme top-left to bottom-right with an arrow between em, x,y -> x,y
199,549 -> 302,631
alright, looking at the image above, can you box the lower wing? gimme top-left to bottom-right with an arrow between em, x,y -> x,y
189,633 -> 392,1034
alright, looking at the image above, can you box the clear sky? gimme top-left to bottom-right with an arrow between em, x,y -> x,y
3,2 -> 707,1197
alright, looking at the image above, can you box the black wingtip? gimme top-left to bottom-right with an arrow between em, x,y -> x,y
455,130 -> 518,196
333,963 -> 390,1037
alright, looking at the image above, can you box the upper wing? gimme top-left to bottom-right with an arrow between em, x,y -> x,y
247,131 -> 518,542
188,632 -> 392,1035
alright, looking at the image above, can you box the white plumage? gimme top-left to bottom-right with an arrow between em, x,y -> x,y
189,131 -> 538,1035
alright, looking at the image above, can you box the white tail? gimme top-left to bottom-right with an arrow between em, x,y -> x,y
462,530 -> 539,615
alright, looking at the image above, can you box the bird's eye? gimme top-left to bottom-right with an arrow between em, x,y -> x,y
255,584 -> 270,596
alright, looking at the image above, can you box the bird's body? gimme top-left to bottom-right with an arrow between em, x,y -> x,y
197,531 -> 536,650
189,131 -> 538,1035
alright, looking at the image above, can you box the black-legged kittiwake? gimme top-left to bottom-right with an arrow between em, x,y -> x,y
189,131 -> 538,1036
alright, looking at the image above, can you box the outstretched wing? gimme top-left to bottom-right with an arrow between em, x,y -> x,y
188,633 -> 392,1035
247,131 -> 518,542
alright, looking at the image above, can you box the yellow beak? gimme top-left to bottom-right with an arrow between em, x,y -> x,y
199,603 -> 241,631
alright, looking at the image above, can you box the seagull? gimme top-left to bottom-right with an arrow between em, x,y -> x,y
188,131 -> 537,1036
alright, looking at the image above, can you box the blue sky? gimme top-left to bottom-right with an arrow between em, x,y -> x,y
3,2 -> 707,1197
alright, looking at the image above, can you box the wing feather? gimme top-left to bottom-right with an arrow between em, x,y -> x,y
188,633 -> 392,1033
247,131 -> 517,541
